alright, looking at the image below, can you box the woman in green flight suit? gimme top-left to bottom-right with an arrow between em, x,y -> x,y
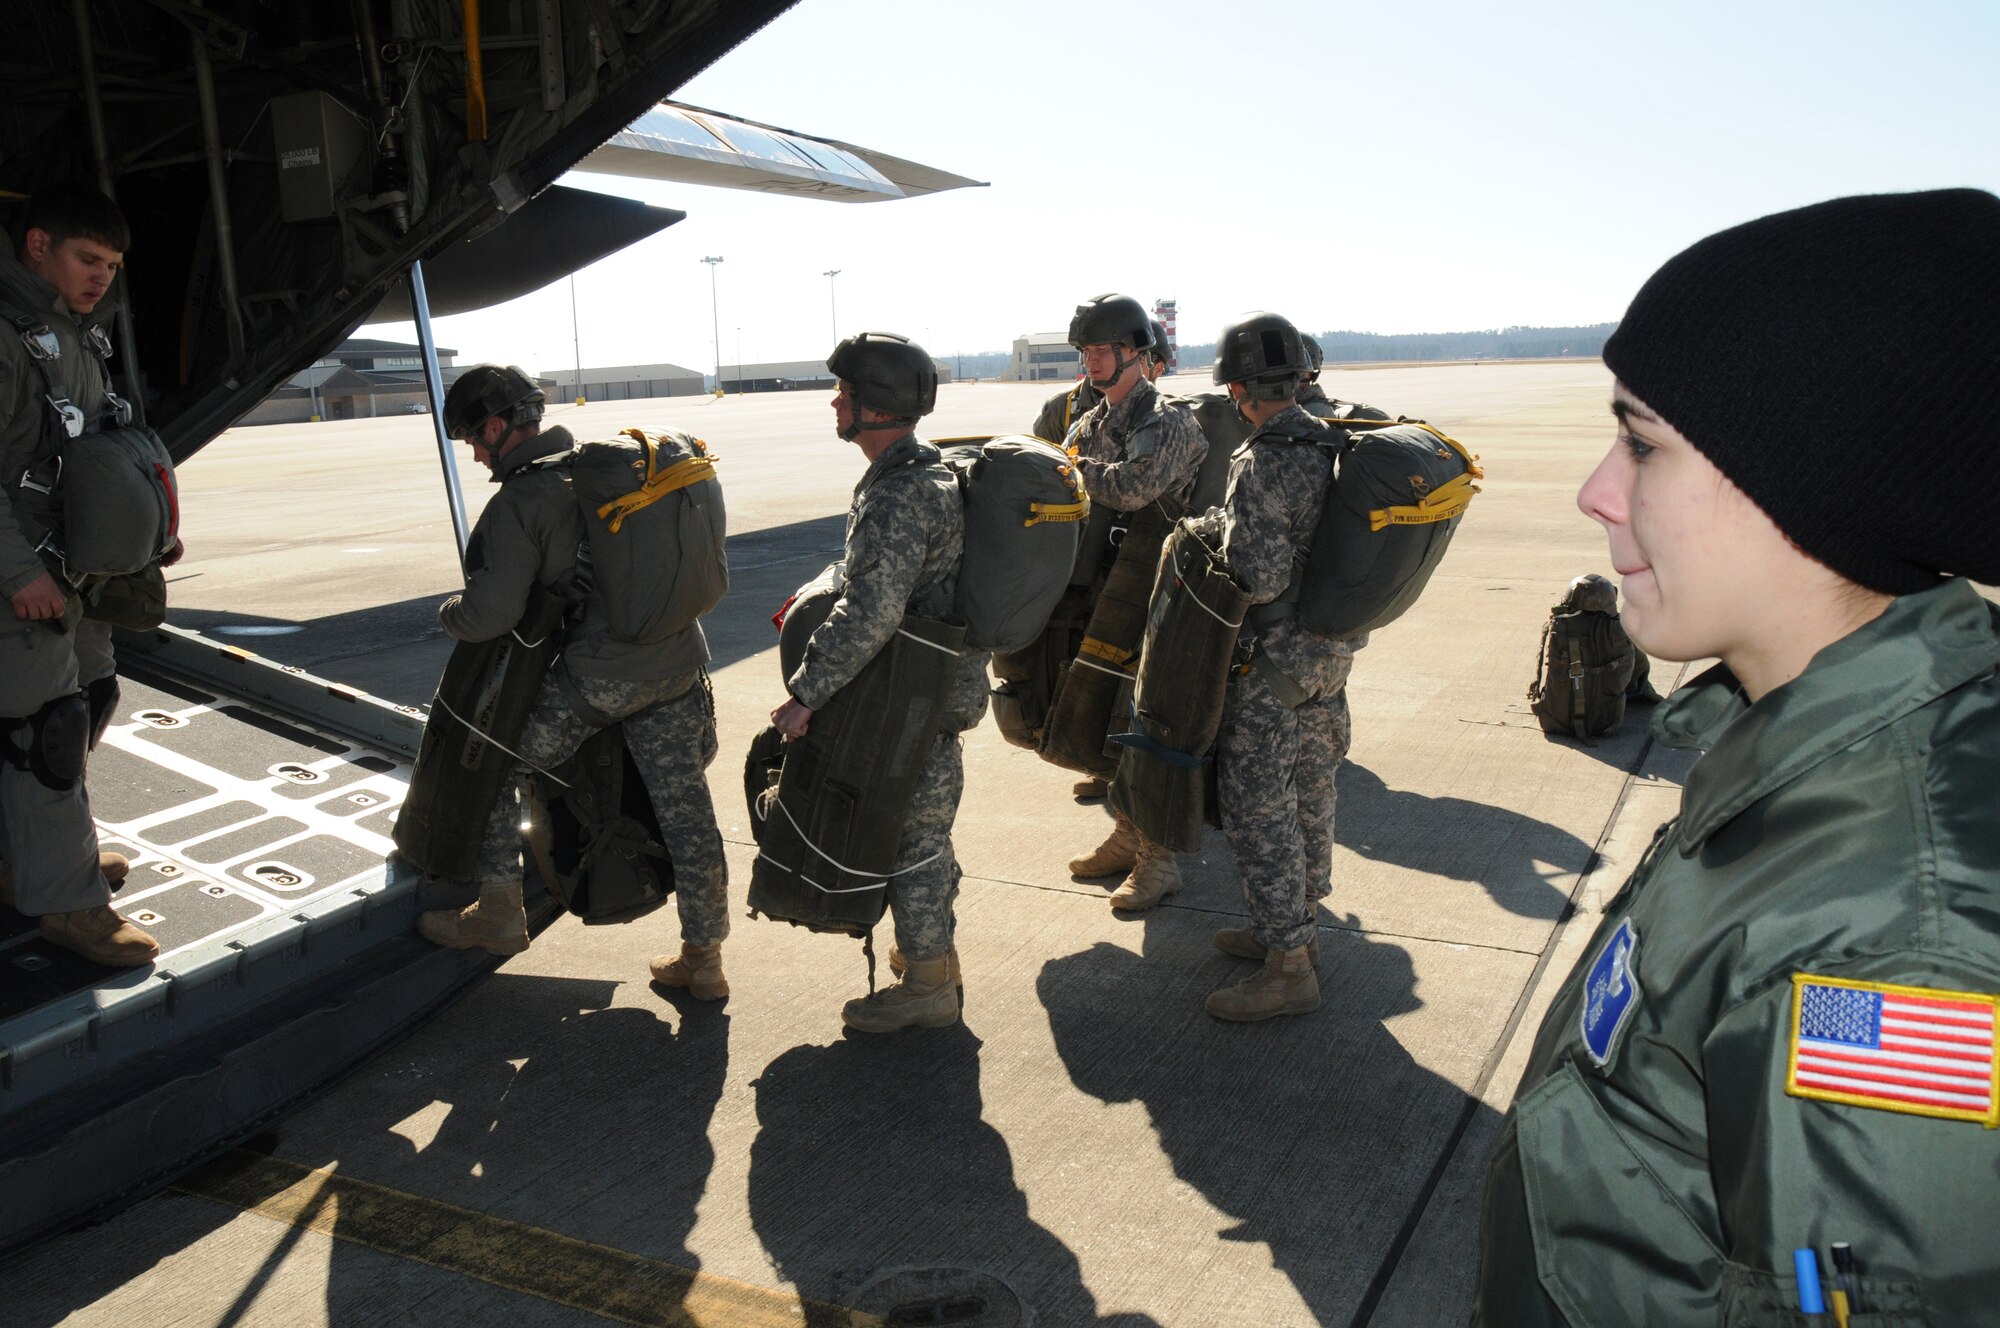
1474,188 -> 2000,1326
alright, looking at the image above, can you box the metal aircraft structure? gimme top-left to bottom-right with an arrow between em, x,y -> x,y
0,0 -> 980,1252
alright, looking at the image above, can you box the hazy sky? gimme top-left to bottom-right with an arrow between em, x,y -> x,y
366,0 -> 1999,377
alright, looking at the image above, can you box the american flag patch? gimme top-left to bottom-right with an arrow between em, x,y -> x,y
1786,974 -> 1999,1127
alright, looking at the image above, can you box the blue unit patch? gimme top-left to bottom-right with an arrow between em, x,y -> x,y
1580,918 -> 1640,1068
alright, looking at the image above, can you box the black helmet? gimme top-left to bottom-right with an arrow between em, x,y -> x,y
1067,293 -> 1155,350
1145,319 -> 1172,364
443,363 -> 543,439
1212,313 -> 1307,400
1302,334 -> 1324,378
827,331 -> 937,428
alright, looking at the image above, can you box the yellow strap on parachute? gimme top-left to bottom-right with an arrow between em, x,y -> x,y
1079,636 -> 1134,667
1339,418 -> 1486,533
1025,499 -> 1089,527
595,428 -> 717,534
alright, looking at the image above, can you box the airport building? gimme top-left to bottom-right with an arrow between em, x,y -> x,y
1007,332 -> 1081,382
541,362 -> 707,401
719,358 -> 952,394
238,337 -> 464,424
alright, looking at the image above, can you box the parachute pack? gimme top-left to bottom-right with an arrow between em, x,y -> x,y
1253,416 -> 1482,641
563,427 -> 728,644
533,719 -> 677,925
3,302 -> 180,605
1527,575 -> 1659,741
936,434 -> 1089,652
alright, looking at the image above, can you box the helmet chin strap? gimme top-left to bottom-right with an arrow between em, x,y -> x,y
840,412 -> 913,442
1088,347 -> 1142,391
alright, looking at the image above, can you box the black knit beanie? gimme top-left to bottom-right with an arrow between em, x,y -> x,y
1602,188 -> 2000,593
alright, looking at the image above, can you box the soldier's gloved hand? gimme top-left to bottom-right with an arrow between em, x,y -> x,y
772,697 -> 813,740
10,572 -> 69,622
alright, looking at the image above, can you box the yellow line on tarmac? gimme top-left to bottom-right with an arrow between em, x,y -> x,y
174,1149 -> 881,1328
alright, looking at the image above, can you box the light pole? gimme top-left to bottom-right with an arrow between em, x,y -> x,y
736,326 -> 746,393
823,268 -> 840,341
701,255 -> 724,394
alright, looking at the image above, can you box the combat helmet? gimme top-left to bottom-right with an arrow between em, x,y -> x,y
443,364 -> 544,440
1213,312 -> 1307,402
1145,319 -> 1173,372
1301,334 -> 1324,382
827,331 -> 937,439
1068,293 -> 1155,388
1562,573 -> 1619,615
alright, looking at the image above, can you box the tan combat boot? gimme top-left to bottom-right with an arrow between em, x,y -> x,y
1067,814 -> 1141,878
888,943 -> 962,987
1204,944 -> 1320,1022
1072,775 -> 1109,801
40,904 -> 160,967
1108,840 -> 1182,912
417,881 -> 529,955
1213,928 -> 1320,965
650,942 -> 729,1000
841,954 -> 960,1033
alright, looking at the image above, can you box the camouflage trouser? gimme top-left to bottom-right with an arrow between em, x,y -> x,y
473,668 -> 730,946
886,731 -> 964,962
1215,658 -> 1353,952
0,620 -> 104,916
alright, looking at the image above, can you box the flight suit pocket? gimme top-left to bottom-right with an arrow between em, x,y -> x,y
1517,1062 -> 1724,1326
1718,1260 -> 1929,1326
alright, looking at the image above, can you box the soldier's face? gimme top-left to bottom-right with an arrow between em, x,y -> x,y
1078,343 -> 1135,388
23,232 -> 123,315
832,381 -> 858,438
1579,383 -> 1805,666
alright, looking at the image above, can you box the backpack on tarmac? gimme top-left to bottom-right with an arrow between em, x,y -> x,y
1527,575 -> 1649,741
565,428 -> 728,644
935,434 -> 1090,652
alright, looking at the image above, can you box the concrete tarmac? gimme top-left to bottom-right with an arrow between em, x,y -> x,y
5,363 -> 1687,1327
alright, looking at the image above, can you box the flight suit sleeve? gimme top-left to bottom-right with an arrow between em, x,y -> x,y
1213,448 -> 1296,604
0,355 -> 49,597
1700,956 -> 2000,1325
1029,392 -> 1067,445
787,478 -> 929,711
1074,403 -> 1207,513
439,492 -> 541,643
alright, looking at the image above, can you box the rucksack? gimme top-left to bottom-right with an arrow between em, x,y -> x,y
1285,416 -> 1482,639
1527,583 -> 1640,741
537,722 -> 676,925
565,427 -> 727,644
936,434 -> 1089,652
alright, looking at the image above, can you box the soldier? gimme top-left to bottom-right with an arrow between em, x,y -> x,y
1475,190 -> 2000,1324
774,332 -> 989,1033
0,183 -> 155,965
1190,312 -> 1356,1021
1057,294 -> 1207,909
416,365 -> 732,999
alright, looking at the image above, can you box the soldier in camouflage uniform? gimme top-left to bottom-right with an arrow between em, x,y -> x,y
774,333 -> 989,1034
1188,313 -> 1357,1021
1060,295 -> 1208,911
415,366 -> 731,998
1025,317 -> 1170,446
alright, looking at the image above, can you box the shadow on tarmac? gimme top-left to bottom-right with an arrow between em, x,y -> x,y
746,1023 -> 1161,1327
1334,763 -> 1593,921
5,973 -> 731,1327
1038,908 -> 1498,1328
